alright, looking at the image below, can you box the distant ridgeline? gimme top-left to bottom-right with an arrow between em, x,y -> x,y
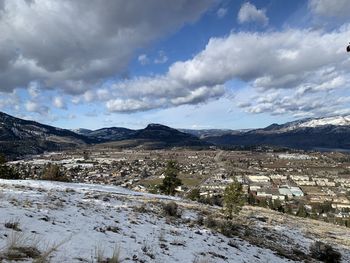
1,111 -> 350,159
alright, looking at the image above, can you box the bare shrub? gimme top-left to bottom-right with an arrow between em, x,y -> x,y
4,218 -> 21,231
0,231 -> 40,261
162,201 -> 180,217
310,241 -> 341,263
41,164 -> 70,182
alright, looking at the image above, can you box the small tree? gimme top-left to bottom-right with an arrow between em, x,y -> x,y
159,160 -> 182,196
223,180 -> 244,219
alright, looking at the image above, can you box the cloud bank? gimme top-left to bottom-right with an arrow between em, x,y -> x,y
0,0 -> 212,94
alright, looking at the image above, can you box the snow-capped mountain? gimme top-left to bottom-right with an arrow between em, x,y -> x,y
260,115 -> 350,133
297,115 -> 350,128
206,115 -> 350,150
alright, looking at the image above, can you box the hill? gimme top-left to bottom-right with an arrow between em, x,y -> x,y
0,112 -> 93,158
75,123 -> 209,149
0,112 -> 208,158
0,179 -> 348,262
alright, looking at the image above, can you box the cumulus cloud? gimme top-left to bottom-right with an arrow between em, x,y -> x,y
0,91 -> 20,111
167,26 -> 349,91
138,54 -> 150,65
106,99 -> 157,113
104,75 -> 225,113
217,8 -> 227,18
154,51 -> 168,64
25,100 -> 48,115
309,0 -> 350,18
105,23 -> 350,114
0,0 -> 213,94
53,96 -> 66,109
241,91 -> 350,118
27,82 -> 40,98
237,2 -> 268,26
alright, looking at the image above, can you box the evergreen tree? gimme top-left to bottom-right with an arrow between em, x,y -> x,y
223,180 -> 244,219
159,160 -> 182,196
0,154 -> 6,165
0,154 -> 20,180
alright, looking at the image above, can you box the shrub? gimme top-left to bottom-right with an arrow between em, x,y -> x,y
199,195 -> 223,206
187,188 -> 200,201
217,220 -> 239,238
41,164 -> 70,182
203,215 -> 219,229
310,241 -> 341,263
203,216 -> 240,238
162,201 -> 180,217
4,219 -> 21,232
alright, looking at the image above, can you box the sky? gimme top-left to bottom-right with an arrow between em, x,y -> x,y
0,0 -> 350,130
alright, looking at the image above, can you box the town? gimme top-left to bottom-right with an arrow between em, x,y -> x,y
7,147 -> 350,228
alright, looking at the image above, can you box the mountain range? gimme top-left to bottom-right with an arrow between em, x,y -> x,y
1,111 -> 350,158
206,116 -> 350,151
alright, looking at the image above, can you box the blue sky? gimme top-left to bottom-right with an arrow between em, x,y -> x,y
0,0 -> 350,130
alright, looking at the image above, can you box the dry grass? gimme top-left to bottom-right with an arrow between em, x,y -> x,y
193,256 -> 212,263
0,230 -> 70,263
0,231 -> 41,261
95,244 -> 122,263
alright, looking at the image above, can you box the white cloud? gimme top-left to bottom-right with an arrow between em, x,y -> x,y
106,99 -> 156,113
309,0 -> 350,18
154,51 -> 168,64
217,8 -> 227,18
25,100 -> 48,115
237,2 -> 268,26
83,90 -> 95,103
138,54 -> 150,65
53,96 -> 66,109
28,82 -> 40,98
168,26 -> 350,91
0,90 -> 20,111
96,89 -> 110,101
0,0 -> 213,94
104,24 -> 350,115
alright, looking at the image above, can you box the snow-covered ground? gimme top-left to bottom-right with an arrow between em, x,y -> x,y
277,153 -> 314,160
0,179 -> 348,262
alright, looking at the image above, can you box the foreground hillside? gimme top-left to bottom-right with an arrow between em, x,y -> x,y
0,179 -> 349,262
